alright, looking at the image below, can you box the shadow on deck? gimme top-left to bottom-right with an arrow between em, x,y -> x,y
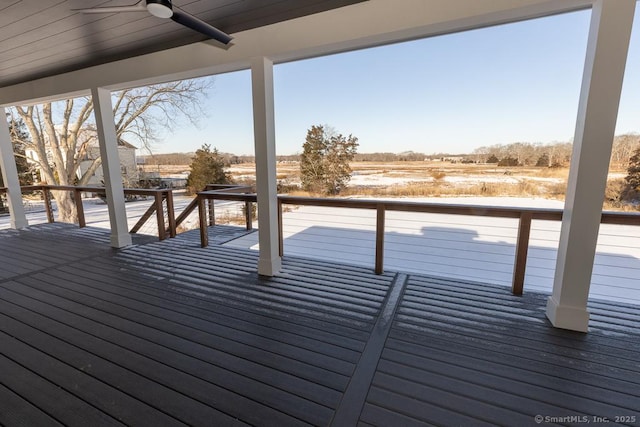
0,224 -> 638,426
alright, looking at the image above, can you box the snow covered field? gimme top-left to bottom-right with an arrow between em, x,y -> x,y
225,196 -> 640,306
2,195 -> 638,305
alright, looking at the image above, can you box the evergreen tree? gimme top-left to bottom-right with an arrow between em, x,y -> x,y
300,125 -> 358,195
300,125 -> 327,193
186,144 -> 232,195
625,146 -> 640,194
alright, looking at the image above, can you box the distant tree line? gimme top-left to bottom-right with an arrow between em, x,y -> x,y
141,152 -> 256,165
354,151 -> 428,162
141,152 -> 193,165
471,134 -> 640,168
145,133 -> 640,172
472,142 -> 573,167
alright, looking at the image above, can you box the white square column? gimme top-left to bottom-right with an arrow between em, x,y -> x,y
251,57 -> 281,276
547,0 -> 635,332
0,107 -> 28,229
91,87 -> 132,248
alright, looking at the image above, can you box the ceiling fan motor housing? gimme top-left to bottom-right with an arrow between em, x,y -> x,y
146,0 -> 173,18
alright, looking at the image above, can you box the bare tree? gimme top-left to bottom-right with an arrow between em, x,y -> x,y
10,79 -> 212,223
547,142 -> 572,167
482,141 -> 573,168
472,146 -> 490,164
611,134 -> 640,169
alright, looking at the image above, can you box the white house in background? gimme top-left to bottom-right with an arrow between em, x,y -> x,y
25,136 -> 138,188
77,139 -> 138,187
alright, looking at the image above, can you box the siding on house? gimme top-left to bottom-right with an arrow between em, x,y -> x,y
25,138 -> 138,187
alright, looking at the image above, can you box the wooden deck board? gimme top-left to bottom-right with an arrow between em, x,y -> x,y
0,326 -> 184,427
0,224 -> 391,426
55,259 -> 368,351
0,382 -> 65,427
0,223 -> 639,426
362,274 -> 640,426
0,349 -> 124,427
0,301 -> 244,426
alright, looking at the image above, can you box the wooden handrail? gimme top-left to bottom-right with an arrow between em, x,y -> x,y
196,188 -> 257,236
196,189 -> 640,295
12,182 -> 640,294
14,184 -> 176,240
174,185 -> 255,231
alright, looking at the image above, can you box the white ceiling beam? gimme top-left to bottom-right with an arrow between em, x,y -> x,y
0,0 -> 594,106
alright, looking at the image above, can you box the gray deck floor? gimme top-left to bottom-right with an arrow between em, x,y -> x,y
0,224 -> 638,426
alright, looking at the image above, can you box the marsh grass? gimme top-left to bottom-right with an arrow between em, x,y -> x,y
341,179 -> 552,198
227,161 -> 635,211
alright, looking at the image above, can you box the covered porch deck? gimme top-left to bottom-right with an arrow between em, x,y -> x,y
1,224 -> 638,426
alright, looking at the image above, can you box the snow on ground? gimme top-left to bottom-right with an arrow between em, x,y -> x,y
224,196 -> 640,306
349,196 -> 566,208
0,195 -> 246,235
2,195 -> 638,305
349,174 -> 431,186
345,174 -> 565,186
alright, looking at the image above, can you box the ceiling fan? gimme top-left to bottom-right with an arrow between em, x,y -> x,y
74,0 -> 233,46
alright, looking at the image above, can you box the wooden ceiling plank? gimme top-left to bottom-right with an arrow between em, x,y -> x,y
0,21 -> 202,84
0,0 -> 365,86
0,14 -> 178,71
0,0 -> 67,30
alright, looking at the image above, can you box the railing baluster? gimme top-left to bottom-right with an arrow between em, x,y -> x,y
30,185 -> 640,290
278,198 -> 283,257
208,199 -> 215,227
74,188 -> 86,228
155,192 -> 166,241
512,211 -> 533,295
198,195 -> 208,247
42,187 -> 54,223
166,190 -> 176,238
375,203 -> 385,275
245,201 -> 253,230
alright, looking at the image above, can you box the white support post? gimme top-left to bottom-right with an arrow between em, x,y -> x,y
547,0 -> 635,332
0,107 -> 28,229
91,87 -> 132,248
251,57 -> 281,276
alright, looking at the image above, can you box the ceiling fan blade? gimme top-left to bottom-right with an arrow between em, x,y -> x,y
73,1 -> 146,14
170,9 -> 232,45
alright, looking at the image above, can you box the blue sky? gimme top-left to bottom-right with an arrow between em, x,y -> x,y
155,8 -> 640,156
